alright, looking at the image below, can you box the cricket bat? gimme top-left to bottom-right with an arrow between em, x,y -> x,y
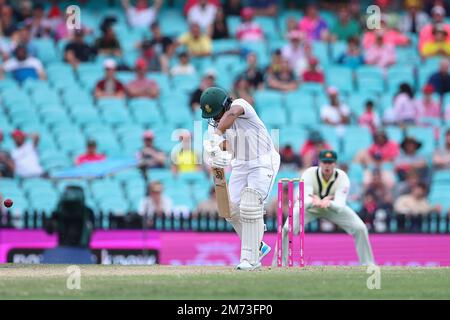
211,167 -> 231,218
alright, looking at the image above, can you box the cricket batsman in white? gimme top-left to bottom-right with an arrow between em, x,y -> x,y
200,87 -> 280,271
281,150 -> 375,266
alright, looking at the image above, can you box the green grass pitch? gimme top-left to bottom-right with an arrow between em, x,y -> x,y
1,265 -> 449,299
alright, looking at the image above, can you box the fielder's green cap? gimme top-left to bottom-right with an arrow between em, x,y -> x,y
319,150 -> 337,163
200,87 -> 229,119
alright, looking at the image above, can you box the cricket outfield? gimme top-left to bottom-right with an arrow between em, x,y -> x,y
1,265 -> 450,300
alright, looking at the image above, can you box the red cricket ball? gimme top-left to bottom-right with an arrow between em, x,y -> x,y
3,199 -> 13,208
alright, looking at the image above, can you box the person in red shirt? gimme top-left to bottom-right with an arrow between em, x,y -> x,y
75,140 -> 106,166
301,57 -> 324,83
355,130 -> 400,166
94,59 -> 126,99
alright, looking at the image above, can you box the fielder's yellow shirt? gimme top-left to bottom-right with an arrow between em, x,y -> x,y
422,41 -> 450,57
178,33 -> 212,56
176,149 -> 198,173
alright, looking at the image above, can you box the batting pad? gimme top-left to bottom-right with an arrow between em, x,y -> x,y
240,188 -> 265,264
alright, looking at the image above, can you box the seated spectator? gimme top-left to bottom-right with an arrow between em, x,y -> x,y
358,100 -> 380,134
300,130 -> 332,168
320,87 -> 350,125
419,5 -> 450,52
0,5 -> 17,37
172,132 -> 201,174
122,0 -> 162,29
298,4 -> 328,41
362,16 -> 410,49
236,7 -> 264,42
0,45 -> 46,83
302,57 -> 325,84
247,0 -> 278,17
139,22 -> 174,73
190,70 -> 216,110
266,49 -> 282,75
267,59 -> 298,92
241,52 -> 264,90
389,83 -> 420,125
399,2 -> 429,34
0,130 -> 14,178
395,136 -> 429,181
126,58 -> 160,99
365,30 -> 396,69
95,23 -> 122,57
210,7 -> 229,39
170,52 -> 196,76
177,22 -> 212,57
433,129 -> 450,169
195,187 -> 218,214
427,58 -> 450,95
231,76 -> 254,105
394,183 -> 440,232
359,190 -> 392,231
139,181 -> 173,224
187,0 -> 217,33
280,144 -> 302,171
136,130 -> 166,178
282,30 -> 306,75
421,23 -> 450,58
394,169 -> 421,198
362,154 -> 396,190
64,29 -> 96,68
284,17 -> 299,39
24,3 -> 52,38
94,59 -> 126,100
223,0 -> 242,17
10,130 -> 44,178
330,6 -> 360,42
354,130 -> 400,166
417,84 -> 441,120
75,140 -> 106,166
336,37 -> 365,69
53,10 -> 92,42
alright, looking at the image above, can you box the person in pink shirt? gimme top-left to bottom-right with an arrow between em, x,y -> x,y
126,58 -> 160,99
75,140 -> 106,166
236,7 -> 264,42
355,130 -> 400,166
417,84 -> 441,120
419,5 -> 450,52
298,4 -> 328,41
391,83 -> 420,125
365,30 -> 396,69
358,100 -> 380,134
362,17 -> 410,49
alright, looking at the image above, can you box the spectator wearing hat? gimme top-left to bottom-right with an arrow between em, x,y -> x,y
320,87 -> 350,126
10,130 -> 44,178
281,30 -> 305,75
241,52 -> 265,90
427,58 -> 450,95
300,130 -> 333,168
236,7 -> 264,42
298,4 -> 328,41
399,2 -> 429,34
189,70 -> 216,111
187,0 -> 217,33
94,59 -> 126,100
75,140 -> 106,166
365,30 -> 396,69
170,52 -> 196,76
121,0 -> 162,29
139,181 -> 173,225
94,23 -> 122,57
417,84 -> 441,120
231,76 -> 254,105
64,29 -> 96,68
177,22 -> 212,57
395,136 -> 429,181
330,6 -> 361,42
336,37 -> 365,69
433,129 -> 450,170
355,130 -> 400,166
419,5 -> 450,52
358,100 -> 380,134
136,130 -> 166,180
267,59 -> 298,92
210,7 -> 229,40
0,44 -> 46,83
421,23 -> 450,57
126,58 -> 160,99
389,83 -> 420,125
0,130 -> 14,178
302,57 -> 325,84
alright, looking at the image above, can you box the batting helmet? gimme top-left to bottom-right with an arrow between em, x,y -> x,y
200,87 -> 231,119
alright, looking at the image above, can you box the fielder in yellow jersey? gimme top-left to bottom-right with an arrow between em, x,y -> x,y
280,150 -> 375,266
